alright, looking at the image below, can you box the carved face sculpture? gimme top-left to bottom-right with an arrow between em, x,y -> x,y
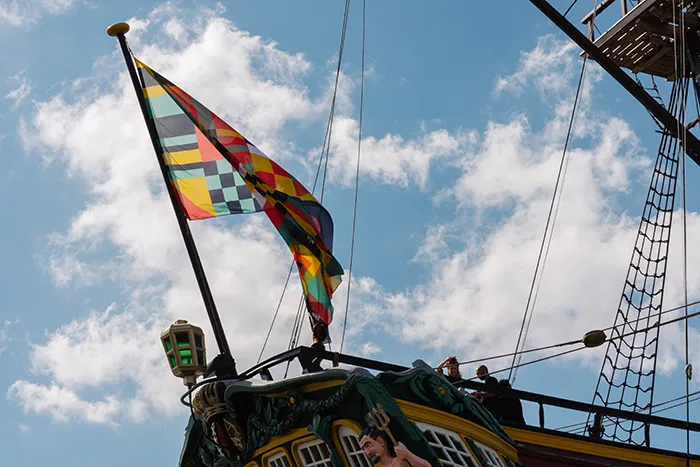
360,434 -> 385,464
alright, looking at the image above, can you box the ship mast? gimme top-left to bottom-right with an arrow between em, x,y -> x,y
529,0 -> 697,446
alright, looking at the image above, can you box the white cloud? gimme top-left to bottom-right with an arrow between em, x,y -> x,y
12,6 -> 699,429
412,225 -> 450,265
8,381 -> 121,426
7,7 -> 322,425
494,34 -> 579,97
0,0 -> 79,27
0,319 -> 19,355
494,34 -> 582,100
343,35 -> 700,387
358,341 -> 381,357
18,424 -> 30,433
5,71 -> 32,109
7,4 -> 468,425
324,117 -> 474,188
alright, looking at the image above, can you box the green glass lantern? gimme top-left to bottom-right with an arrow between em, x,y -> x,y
160,319 -> 207,387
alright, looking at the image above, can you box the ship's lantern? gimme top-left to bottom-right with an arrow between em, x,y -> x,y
160,319 -> 206,387
582,330 -> 607,348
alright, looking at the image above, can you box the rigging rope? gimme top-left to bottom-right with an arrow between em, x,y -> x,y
257,265 -> 294,363
258,0 -> 351,363
283,294 -> 308,378
562,390 -> 700,434
508,50 -> 588,384
283,0 -> 353,373
563,0 -> 579,17
559,389 -> 700,433
448,298 -> 700,369
512,63 -> 583,383
460,303 -> 700,385
676,3 -> 692,462
586,0 -> 686,442
339,0 -> 366,354
317,0 -> 352,202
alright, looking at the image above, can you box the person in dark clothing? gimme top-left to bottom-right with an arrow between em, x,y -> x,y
472,365 -> 501,418
299,322 -> 328,373
475,365 -> 498,386
496,379 -> 525,425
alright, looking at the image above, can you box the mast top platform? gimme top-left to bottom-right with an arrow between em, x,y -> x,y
582,0 -> 700,80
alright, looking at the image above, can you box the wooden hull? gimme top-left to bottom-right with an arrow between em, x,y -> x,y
180,362 -> 523,467
505,425 -> 699,467
178,352 -> 699,467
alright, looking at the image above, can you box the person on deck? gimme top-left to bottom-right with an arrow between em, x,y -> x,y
299,322 -> 328,373
359,425 -> 431,467
436,355 -> 462,383
496,379 -> 525,425
472,365 -> 500,417
475,365 -> 498,386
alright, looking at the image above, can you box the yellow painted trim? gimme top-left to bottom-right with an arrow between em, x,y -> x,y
253,428 -> 311,459
396,399 -> 519,462
332,420 -> 364,467
261,447 -> 291,467
263,380 -> 345,399
291,435 -> 324,467
302,380 -> 345,393
334,419 -> 363,437
244,462 -> 259,467
505,426 -> 700,467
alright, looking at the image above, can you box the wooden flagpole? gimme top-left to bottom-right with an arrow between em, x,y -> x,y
107,22 -> 234,363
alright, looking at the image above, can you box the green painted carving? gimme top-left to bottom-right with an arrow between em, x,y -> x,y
178,411 -> 244,467
308,414 -> 344,467
181,364 -> 518,467
198,427 -> 238,467
353,376 -> 441,467
380,362 -> 514,444
355,375 -> 426,444
242,372 -> 437,465
244,374 -> 361,458
180,415 -> 205,467
213,454 -> 239,467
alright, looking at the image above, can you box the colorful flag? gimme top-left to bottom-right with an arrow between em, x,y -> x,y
136,58 -> 343,325
137,62 -> 263,220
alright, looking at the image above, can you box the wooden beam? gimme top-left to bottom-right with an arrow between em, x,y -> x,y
637,17 -> 677,39
582,0 -> 618,25
590,0 -> 660,52
631,45 -> 670,74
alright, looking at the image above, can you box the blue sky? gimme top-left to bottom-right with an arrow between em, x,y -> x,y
3,0 -> 700,465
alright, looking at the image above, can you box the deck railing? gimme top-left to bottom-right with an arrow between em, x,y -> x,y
234,345 -> 700,448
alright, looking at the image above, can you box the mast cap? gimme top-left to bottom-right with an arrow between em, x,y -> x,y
106,22 -> 130,37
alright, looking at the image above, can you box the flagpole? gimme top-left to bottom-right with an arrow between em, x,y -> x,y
106,22 -> 233,360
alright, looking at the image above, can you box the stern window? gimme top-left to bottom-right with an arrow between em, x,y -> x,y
267,452 -> 291,467
415,423 -> 478,467
297,439 -> 333,467
472,441 -> 506,467
337,426 -> 372,467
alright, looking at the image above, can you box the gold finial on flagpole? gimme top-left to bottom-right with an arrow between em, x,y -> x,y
106,22 -> 130,37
